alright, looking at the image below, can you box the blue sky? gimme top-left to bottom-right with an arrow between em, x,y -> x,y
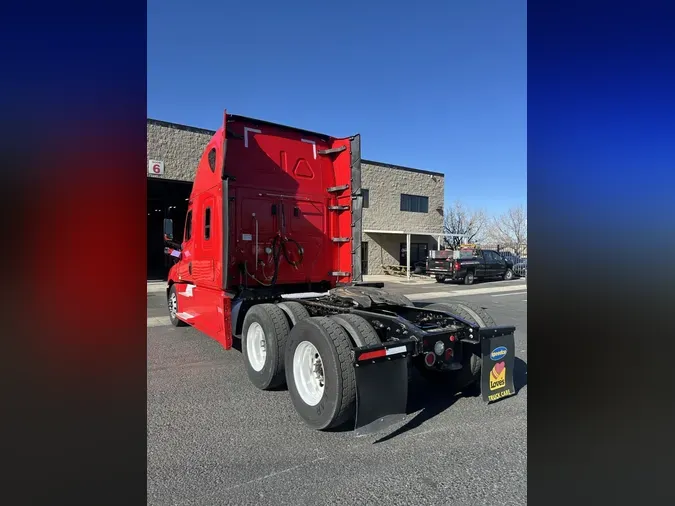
148,0 -> 526,217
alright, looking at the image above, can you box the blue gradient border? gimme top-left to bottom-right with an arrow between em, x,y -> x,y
528,1 -> 675,504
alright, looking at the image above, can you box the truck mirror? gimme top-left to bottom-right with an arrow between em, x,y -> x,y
163,218 -> 174,241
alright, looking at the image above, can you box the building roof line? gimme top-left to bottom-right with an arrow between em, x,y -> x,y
364,229 -> 461,237
147,119 -> 444,177
361,159 -> 444,178
148,118 -> 217,136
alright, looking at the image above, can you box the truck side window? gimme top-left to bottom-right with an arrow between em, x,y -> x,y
204,208 -> 211,240
185,210 -> 192,241
207,148 -> 217,173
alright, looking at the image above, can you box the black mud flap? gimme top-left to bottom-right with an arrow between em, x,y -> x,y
353,341 -> 414,437
354,359 -> 408,437
479,327 -> 517,403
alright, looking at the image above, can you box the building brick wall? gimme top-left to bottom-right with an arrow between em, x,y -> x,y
147,120 -> 214,182
361,161 -> 444,234
361,161 -> 444,274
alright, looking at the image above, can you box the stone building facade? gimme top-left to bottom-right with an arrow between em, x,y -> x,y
360,161 -> 445,274
147,119 -> 445,275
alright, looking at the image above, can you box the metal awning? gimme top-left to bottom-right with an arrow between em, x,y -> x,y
363,230 -> 466,279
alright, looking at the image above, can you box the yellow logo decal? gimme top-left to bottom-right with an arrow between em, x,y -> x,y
489,361 -> 506,391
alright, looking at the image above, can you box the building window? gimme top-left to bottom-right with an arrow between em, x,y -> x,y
361,241 -> 368,275
204,208 -> 211,240
185,210 -> 193,241
362,189 -> 369,208
400,194 -> 429,213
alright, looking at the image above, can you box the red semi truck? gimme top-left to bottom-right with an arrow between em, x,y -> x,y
163,111 -> 517,435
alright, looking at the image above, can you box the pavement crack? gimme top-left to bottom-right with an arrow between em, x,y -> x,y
181,456 -> 329,503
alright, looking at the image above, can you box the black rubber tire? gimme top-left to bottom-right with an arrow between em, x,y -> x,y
242,303 -> 291,390
503,268 -> 514,281
329,313 -> 381,348
277,301 -> 310,327
285,317 -> 357,430
464,271 -> 475,285
435,275 -> 445,283
428,301 -> 496,329
167,284 -> 187,327
417,301 -> 497,390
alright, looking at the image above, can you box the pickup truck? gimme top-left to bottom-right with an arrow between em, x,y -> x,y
426,249 -> 515,285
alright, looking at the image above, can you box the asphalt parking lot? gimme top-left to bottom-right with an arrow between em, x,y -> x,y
147,279 -> 527,505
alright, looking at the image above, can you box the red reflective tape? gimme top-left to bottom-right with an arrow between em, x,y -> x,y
358,349 -> 387,361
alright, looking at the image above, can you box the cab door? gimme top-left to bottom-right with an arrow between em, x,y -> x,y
484,250 -> 505,278
177,191 -> 232,349
176,207 -> 195,283
191,194 -> 217,287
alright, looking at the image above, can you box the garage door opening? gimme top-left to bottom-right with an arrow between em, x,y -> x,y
147,178 -> 192,280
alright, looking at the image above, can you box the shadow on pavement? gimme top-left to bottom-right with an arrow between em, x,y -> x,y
373,371 -> 465,443
374,357 -> 528,443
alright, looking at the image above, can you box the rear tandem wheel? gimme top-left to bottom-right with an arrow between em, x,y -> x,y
285,317 -> 359,430
242,303 -> 291,390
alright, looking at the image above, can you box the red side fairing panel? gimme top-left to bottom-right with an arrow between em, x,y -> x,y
167,123 -> 233,349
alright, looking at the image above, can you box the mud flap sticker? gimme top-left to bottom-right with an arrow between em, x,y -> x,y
481,333 -> 516,403
354,359 -> 408,437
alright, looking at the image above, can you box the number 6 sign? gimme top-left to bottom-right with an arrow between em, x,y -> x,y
148,159 -> 164,175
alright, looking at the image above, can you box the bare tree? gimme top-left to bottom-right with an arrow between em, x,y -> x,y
489,205 -> 527,248
443,201 -> 487,248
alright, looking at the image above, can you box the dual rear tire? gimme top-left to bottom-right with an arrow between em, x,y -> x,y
241,303 -> 382,430
241,304 -> 291,390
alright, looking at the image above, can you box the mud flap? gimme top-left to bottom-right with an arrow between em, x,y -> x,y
354,357 -> 409,437
479,328 -> 517,403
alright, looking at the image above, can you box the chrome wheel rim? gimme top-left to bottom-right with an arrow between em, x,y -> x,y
246,322 -> 267,372
293,341 -> 325,406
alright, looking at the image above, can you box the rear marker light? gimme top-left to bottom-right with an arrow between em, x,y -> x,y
449,335 -> 456,342
445,348 -> 454,360
424,353 -> 436,366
